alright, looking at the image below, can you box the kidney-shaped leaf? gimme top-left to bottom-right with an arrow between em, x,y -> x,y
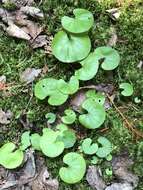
52,31 -> 91,63
82,138 -> 98,155
96,137 -> 112,158
119,83 -> 133,96
45,112 -> 56,124
59,152 -> 86,184
61,8 -> 94,33
0,142 -> 24,169
75,52 -> 99,81
31,133 -> 41,151
61,109 -> 76,124
58,76 -> 79,95
40,128 -> 64,158
79,98 -> 106,129
94,46 -> 120,70
20,131 -> 31,151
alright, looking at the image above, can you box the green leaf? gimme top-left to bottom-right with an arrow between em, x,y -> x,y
81,138 -> 98,155
75,52 -> 99,81
59,152 -> 86,184
58,76 -> 79,95
34,78 -> 58,100
94,46 -> 120,70
61,8 -> 94,34
48,90 -> 68,106
86,90 -> 105,105
20,131 -> 31,151
134,97 -> 141,104
30,133 -> 41,151
40,128 -> 64,158
45,112 -> 56,124
96,137 -> 112,158
91,156 -> 99,165
0,142 -> 24,169
52,30 -> 91,63
79,98 -> 106,129
61,109 -> 76,124
57,130 -> 76,149
56,124 -> 68,134
119,83 -> 134,96
105,168 -> 113,176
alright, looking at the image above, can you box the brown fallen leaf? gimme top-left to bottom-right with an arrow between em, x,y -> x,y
20,68 -> 41,83
0,109 -> 13,124
6,23 -> 31,40
106,8 -> 121,20
31,35 -> 49,49
20,6 -> 44,18
86,166 -> 106,190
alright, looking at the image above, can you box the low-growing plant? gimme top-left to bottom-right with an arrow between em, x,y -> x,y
81,138 -> 98,155
59,152 -> 86,184
119,82 -> 134,96
61,109 -> 76,124
45,112 -> 56,124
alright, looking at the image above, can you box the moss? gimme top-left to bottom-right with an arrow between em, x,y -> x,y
0,0 -> 143,189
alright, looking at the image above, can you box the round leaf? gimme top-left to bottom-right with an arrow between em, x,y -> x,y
20,131 -> 31,151
119,83 -> 133,96
81,138 -> 98,155
75,52 -> 99,81
59,152 -> 86,184
94,46 -> 120,70
57,130 -> 76,148
52,30 -> 91,63
40,129 -> 64,158
61,8 -> 94,33
96,137 -> 112,158
0,143 -> 24,169
79,98 -> 106,129
31,133 -> 41,151
34,78 -> 58,100
61,109 -> 76,124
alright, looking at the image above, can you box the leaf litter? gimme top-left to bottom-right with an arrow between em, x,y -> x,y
0,1 -> 52,50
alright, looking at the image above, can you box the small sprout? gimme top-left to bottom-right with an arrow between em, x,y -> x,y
52,30 -> 91,63
106,154 -> 113,161
86,90 -> 105,105
61,8 -> 94,34
20,131 -> 31,151
91,156 -> 99,165
58,76 -> 79,95
61,109 -> 76,124
75,52 -> 99,81
96,137 -> 112,158
105,168 -> 113,176
40,128 -> 65,158
134,97 -> 141,104
81,138 -> 98,155
94,46 -> 120,70
45,112 -> 56,124
119,83 -> 134,96
30,133 -> 41,151
0,142 -> 24,169
59,152 -> 86,184
79,98 -> 106,129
